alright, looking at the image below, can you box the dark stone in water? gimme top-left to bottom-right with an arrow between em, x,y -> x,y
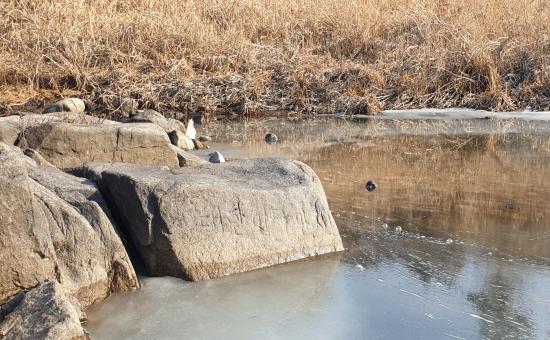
365,180 -> 377,192
265,133 -> 278,144
208,151 -> 225,163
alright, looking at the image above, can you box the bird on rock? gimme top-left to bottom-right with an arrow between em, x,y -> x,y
186,119 -> 196,140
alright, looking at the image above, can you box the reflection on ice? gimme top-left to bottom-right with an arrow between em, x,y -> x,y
87,119 -> 550,339
87,227 -> 550,339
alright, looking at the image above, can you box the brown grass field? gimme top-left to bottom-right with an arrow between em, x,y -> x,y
1,0 -> 549,118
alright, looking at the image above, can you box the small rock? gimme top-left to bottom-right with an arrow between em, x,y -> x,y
43,98 -> 85,114
365,180 -> 377,192
193,139 -> 206,150
395,226 -> 402,233
208,151 -> 225,163
446,239 -> 454,244
198,135 -> 212,142
168,130 -> 195,151
265,133 -> 278,144
170,145 -> 207,167
381,223 -> 389,230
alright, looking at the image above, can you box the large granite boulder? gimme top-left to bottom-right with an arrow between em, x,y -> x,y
21,122 -> 179,170
0,143 -> 139,307
0,282 -> 87,340
85,158 -> 343,281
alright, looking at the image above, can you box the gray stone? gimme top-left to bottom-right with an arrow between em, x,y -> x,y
193,139 -> 206,150
208,151 -> 225,163
43,98 -> 86,114
170,145 -> 208,167
1,113 -> 119,148
0,116 -> 21,145
0,281 -> 87,340
0,292 -> 24,323
168,129 -> 195,151
25,112 -> 119,125
265,133 -> 278,144
21,122 -> 179,170
198,135 -> 212,142
0,143 -> 139,307
128,110 -> 185,134
23,148 -> 56,168
84,159 -> 343,281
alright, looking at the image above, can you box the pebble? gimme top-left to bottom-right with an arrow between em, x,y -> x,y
198,135 -> 212,142
395,226 -> 402,233
365,180 -> 377,192
208,151 -> 225,163
265,133 -> 278,144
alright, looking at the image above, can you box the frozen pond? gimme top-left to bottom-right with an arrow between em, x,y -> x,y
86,119 -> 550,339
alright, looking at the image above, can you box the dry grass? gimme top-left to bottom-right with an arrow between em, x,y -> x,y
1,0 -> 549,118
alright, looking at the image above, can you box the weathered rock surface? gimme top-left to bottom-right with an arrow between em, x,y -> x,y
21,122 -> 179,169
84,158 -> 343,281
43,98 -> 86,114
170,145 -> 208,167
127,110 -> 185,133
126,110 -> 196,151
0,143 -> 139,307
1,113 -> 118,146
0,116 -> 21,145
23,148 -> 56,168
0,281 -> 88,340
